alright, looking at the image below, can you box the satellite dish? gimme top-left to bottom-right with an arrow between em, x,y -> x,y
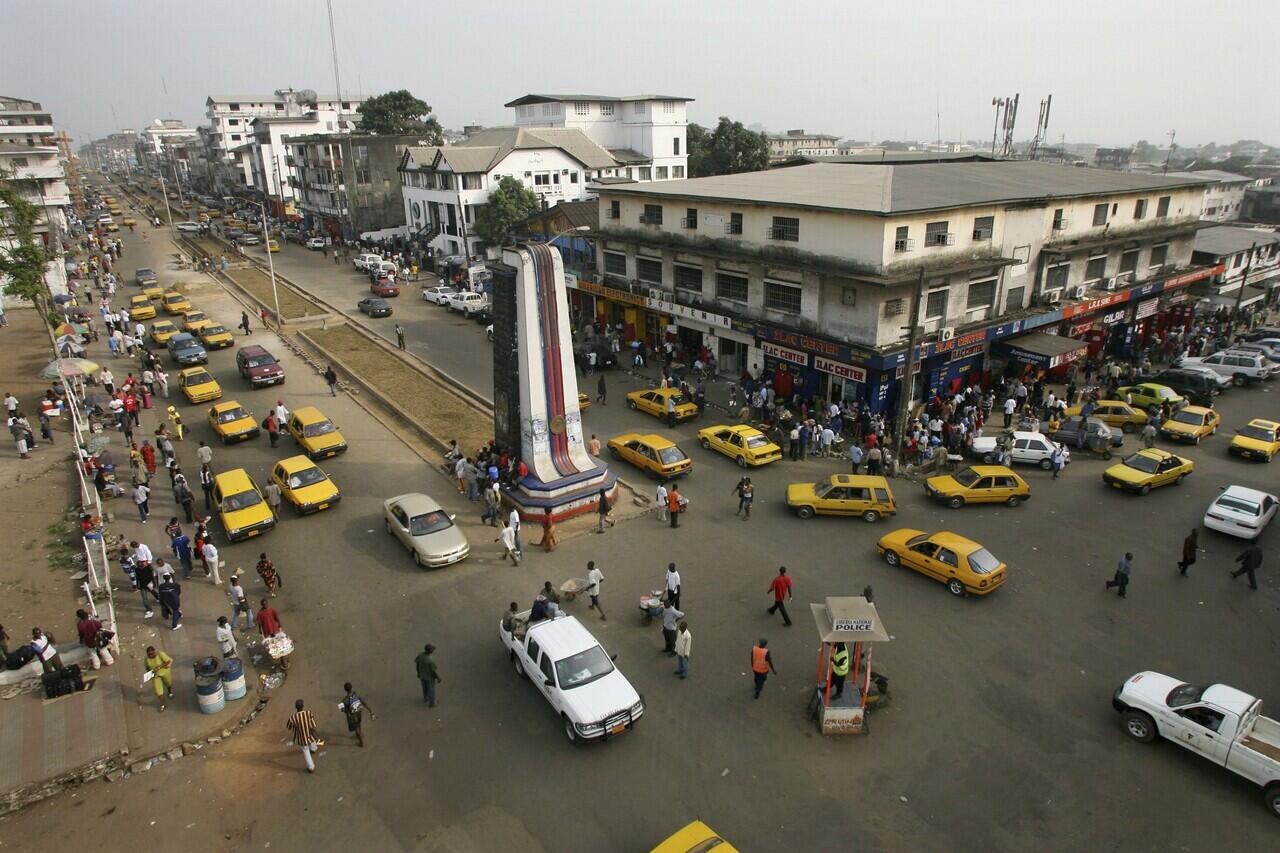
297,89 -> 318,106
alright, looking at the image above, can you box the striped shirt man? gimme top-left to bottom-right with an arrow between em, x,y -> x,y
287,706 -> 319,746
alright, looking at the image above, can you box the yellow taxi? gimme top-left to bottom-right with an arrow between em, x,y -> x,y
1229,418 -> 1280,462
212,469 -> 276,542
127,293 -> 156,320
197,323 -> 235,350
876,529 -> 1008,597
149,319 -> 180,344
787,474 -> 896,522
207,401 -> 260,443
121,216 -> 137,227
181,310 -> 212,333
577,392 -> 592,411
625,387 -> 699,422
139,281 -> 165,301
197,212 -> 210,223
270,455 -> 341,515
223,215 -> 245,227
1102,448 -> 1194,495
606,433 -> 692,479
651,821 -> 740,853
1065,400 -> 1149,434
264,239 -> 280,253
696,423 -> 782,467
104,219 -> 120,232
178,366 -> 222,403
161,291 -> 191,315
286,406 -> 348,460
1159,405 -> 1220,445
925,464 -> 1030,509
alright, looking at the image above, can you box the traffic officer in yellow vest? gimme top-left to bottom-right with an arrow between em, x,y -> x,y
829,642 -> 850,700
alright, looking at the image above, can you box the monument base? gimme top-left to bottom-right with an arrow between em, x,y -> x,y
506,461 -> 620,523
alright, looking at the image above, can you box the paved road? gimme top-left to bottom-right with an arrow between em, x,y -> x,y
13,188 -> 1275,851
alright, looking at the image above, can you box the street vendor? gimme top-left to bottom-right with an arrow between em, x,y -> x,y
257,599 -> 283,637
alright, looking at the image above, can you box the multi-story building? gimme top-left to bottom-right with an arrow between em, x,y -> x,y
1165,170 -> 1251,221
506,94 -> 690,181
140,119 -> 198,155
1241,183 -> 1280,225
286,133 -> 428,240
399,126 -> 619,258
0,97 -> 71,299
767,130 -> 840,162
1189,225 -> 1280,312
1093,148 -> 1133,171
581,160 -> 1216,411
204,91 -> 363,194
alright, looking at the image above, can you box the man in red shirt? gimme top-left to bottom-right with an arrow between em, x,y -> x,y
767,566 -> 793,626
257,599 -> 283,637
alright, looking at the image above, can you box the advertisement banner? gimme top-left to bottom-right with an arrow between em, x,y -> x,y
760,340 -> 809,367
813,356 -> 867,383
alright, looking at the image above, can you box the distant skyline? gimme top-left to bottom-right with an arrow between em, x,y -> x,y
7,0 -> 1278,150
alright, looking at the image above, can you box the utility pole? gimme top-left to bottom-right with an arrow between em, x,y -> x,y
894,268 -> 927,462
1231,242 -> 1257,326
326,0 -> 343,99
1162,130 -> 1176,174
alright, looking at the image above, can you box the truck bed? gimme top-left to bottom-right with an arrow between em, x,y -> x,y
1240,715 -> 1280,763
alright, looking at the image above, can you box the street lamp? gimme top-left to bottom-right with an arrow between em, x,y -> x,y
156,172 -> 175,227
247,199 -> 282,324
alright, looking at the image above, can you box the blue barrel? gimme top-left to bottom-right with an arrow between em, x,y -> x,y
220,657 -> 247,700
195,673 -> 225,714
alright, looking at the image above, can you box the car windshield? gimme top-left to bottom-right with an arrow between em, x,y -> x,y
1166,683 -> 1206,708
657,446 -> 686,464
667,393 -> 690,406
554,645 -> 615,690
967,548 -> 1001,575
222,489 -> 262,511
203,325 -> 227,336
1170,410 -> 1202,425
137,269 -> 154,277
1156,387 -> 1177,399
745,434 -> 771,449
1215,494 -> 1260,516
952,468 -> 981,487
409,510 -> 453,536
302,419 -> 336,437
245,355 -> 276,368
1238,425 -> 1276,442
174,339 -> 199,351
186,371 -> 212,385
1123,454 -> 1160,474
216,407 -> 247,424
906,533 -> 930,547
186,313 -> 205,322
287,468 -> 327,489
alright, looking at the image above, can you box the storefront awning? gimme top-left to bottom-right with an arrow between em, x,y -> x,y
1201,284 -> 1269,309
992,331 -> 1089,368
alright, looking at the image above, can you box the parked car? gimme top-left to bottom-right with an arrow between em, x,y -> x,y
1178,352 -> 1272,387
358,297 -> 393,317
969,430 -> 1071,470
461,294 -> 491,318
305,237 -> 327,250
1115,382 -> 1185,410
353,253 -> 383,271
1158,362 -> 1230,391
1111,671 -> 1280,816
175,221 -> 202,233
237,233 -> 261,246
282,228 -> 305,244
573,343 -> 618,372
1202,485 -> 1277,539
500,612 -> 643,744
383,493 -> 469,567
1063,401 -> 1149,433
236,345 -> 285,387
1049,415 -> 1123,450
365,260 -> 397,280
421,285 -> 458,304
1227,342 -> 1280,365
370,279 -> 401,297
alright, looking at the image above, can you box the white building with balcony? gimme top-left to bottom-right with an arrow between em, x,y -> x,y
1164,170 -> 1252,222
767,129 -> 841,162
1189,224 -> 1280,310
0,96 -> 56,148
0,98 -> 71,299
506,94 -> 690,181
399,126 -> 619,258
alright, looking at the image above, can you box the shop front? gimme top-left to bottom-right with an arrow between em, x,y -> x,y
754,325 -> 876,409
564,275 -> 648,342
990,331 -> 1089,379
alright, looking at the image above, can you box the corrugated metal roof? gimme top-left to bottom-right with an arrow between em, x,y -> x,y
404,127 -> 617,173
598,161 -> 1211,215
504,94 -> 694,107
1164,170 -> 1251,185
1193,225 -> 1280,257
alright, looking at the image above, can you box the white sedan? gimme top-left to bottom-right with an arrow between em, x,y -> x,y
383,493 -> 471,567
175,221 -> 202,233
305,237 -> 327,250
1203,485 -> 1278,539
421,285 -> 458,304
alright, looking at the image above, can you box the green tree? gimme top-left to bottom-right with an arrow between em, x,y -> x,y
1132,140 -> 1157,162
356,90 -> 444,142
687,117 -> 770,177
0,167 -> 52,318
473,176 -> 540,247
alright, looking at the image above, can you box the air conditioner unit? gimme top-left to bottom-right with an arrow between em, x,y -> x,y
1040,290 -> 1062,305
1065,285 -> 1086,299
939,327 -> 956,341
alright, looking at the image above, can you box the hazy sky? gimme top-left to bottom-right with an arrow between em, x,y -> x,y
7,0 -> 1278,149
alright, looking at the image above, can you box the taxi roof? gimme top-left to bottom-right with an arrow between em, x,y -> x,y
182,309 -> 206,318
1245,418 -> 1279,429
275,454 -> 318,473
929,530 -> 986,554
213,468 -> 256,492
210,400 -> 246,413
291,405 -> 330,424
129,294 -> 150,303
1179,405 -> 1214,415
965,465 -> 1017,476
831,474 -> 890,487
707,423 -> 762,435
180,367 -> 215,380
611,432 -> 675,448
163,291 -> 185,298
1130,447 -> 1175,461
152,319 -> 177,328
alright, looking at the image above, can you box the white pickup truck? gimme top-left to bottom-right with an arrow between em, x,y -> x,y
500,611 -> 644,745
1113,671 -> 1280,816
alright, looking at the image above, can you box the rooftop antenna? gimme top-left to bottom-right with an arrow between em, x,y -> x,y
1163,129 -> 1177,174
991,94 -> 1018,158
1029,94 -> 1052,160
326,0 -> 343,98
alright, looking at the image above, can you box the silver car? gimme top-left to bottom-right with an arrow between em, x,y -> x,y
383,493 -> 470,567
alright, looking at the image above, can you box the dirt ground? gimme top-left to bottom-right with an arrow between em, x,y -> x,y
224,267 -> 320,320
305,324 -> 493,453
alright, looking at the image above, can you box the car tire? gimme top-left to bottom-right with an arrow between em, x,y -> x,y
511,651 -> 526,679
947,578 -> 966,596
608,446 -> 621,460
628,400 -> 638,410
1121,422 -> 1135,434
1264,783 -> 1280,819
384,520 -> 392,535
861,509 -> 880,523
1175,473 -> 1187,486
736,455 -> 748,468
1121,710 -> 1157,743
1139,484 -> 1151,496
1233,374 -> 1248,387
700,438 -> 711,449
413,550 -> 422,567
1006,495 -> 1021,508
1102,449 -> 1112,460
796,506 -> 815,520
1039,458 -> 1052,470
983,453 -> 996,464
563,714 -> 581,746
947,496 -> 964,509
883,550 -> 901,567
